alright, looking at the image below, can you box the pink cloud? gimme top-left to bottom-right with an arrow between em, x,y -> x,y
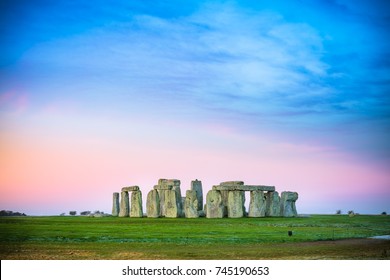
0,90 -> 29,113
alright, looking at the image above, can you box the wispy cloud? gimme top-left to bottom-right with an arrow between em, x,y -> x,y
2,1 -> 390,160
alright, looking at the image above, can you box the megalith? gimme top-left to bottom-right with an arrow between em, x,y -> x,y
165,189 -> 179,218
119,191 -> 129,217
122,186 -> 140,192
266,191 -> 281,217
112,192 -> 119,217
172,185 -> 184,217
280,191 -> 298,217
130,190 -> 143,218
220,191 -> 229,217
146,189 -> 160,218
220,181 -> 244,186
191,179 -> 203,211
153,184 -> 172,217
248,190 -> 266,217
185,190 -> 199,218
227,191 -> 245,218
206,190 -> 224,218
155,179 -> 180,217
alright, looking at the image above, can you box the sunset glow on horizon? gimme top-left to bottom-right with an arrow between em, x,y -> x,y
1,0 -> 389,215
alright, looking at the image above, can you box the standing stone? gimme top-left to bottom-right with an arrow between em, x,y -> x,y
155,179 -> 180,216
248,190 -> 266,217
165,189 -> 179,218
112,192 -> 119,217
146,189 -> 160,218
172,185 -> 183,217
119,191 -> 129,217
206,190 -> 224,218
266,191 -> 281,217
185,190 -> 199,218
181,197 -> 186,210
191,179 -> 203,211
220,190 -> 229,217
227,191 -> 245,218
130,190 -> 143,218
280,191 -> 298,217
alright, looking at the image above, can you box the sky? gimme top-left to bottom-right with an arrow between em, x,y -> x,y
0,0 -> 389,215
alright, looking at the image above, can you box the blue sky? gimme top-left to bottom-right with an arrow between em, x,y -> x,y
1,0 -> 389,214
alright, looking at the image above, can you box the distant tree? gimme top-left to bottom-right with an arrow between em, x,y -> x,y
381,212 -> 387,215
60,213 -> 65,216
336,210 -> 342,215
0,210 -> 27,216
69,211 -> 77,216
348,210 -> 355,217
80,211 -> 91,216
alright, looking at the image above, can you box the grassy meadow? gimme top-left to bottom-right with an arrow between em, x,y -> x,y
1,215 -> 389,259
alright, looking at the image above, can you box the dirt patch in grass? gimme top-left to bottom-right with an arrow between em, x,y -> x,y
1,238 -> 389,260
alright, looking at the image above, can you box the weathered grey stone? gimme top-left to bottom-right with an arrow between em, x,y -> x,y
130,190 -> 143,218
121,186 -> 140,192
153,185 -> 173,190
213,185 -> 275,192
119,191 -> 129,217
220,181 -> 244,186
173,185 -> 183,217
154,186 -> 167,217
266,191 -> 281,217
165,190 -> 179,218
220,190 -> 229,217
191,179 -> 203,211
155,179 -> 180,216
280,191 -> 298,217
146,189 -> 160,218
158,178 -> 181,187
181,197 -> 186,210
206,190 -> 224,218
185,190 -> 199,218
248,190 -> 266,217
227,191 -> 245,218
112,192 -> 119,217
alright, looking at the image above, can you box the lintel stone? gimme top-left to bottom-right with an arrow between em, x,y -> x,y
121,186 -> 140,192
153,185 -> 173,190
213,185 -> 275,192
220,181 -> 244,186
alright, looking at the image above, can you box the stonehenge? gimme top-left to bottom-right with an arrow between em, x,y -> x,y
112,179 -> 298,218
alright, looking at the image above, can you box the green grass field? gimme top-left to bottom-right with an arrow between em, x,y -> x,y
1,215 -> 389,259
